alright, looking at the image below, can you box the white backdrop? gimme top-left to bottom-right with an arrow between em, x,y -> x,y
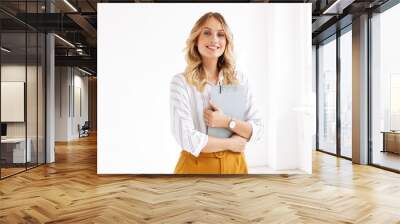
98,3 -> 313,174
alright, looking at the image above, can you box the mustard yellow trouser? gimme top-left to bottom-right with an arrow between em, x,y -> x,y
174,150 -> 248,174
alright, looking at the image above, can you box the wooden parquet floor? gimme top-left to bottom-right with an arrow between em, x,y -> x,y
1,134 -> 400,223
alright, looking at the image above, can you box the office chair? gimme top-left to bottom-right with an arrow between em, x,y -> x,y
79,121 -> 90,138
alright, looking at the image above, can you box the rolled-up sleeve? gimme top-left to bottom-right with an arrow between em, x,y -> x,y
170,74 -> 208,157
241,72 -> 264,143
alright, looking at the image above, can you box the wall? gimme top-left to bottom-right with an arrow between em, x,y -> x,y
55,67 -> 69,141
55,67 -> 89,141
72,71 -> 89,138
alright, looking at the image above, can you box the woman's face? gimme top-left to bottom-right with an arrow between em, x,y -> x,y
196,17 -> 227,60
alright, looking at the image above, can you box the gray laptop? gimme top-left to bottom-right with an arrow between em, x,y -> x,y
207,84 -> 247,138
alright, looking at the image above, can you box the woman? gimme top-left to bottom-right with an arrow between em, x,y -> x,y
170,12 -> 263,174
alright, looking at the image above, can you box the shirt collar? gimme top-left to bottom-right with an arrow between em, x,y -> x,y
206,70 -> 224,86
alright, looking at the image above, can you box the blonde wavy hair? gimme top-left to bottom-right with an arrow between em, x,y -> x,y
184,12 -> 238,92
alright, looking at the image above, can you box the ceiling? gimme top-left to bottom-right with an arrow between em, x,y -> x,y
0,0 -> 394,75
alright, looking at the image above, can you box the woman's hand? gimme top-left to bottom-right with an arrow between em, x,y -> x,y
228,134 -> 247,152
204,100 -> 230,128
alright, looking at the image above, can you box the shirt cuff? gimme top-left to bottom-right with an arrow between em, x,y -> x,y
247,120 -> 263,144
187,133 -> 208,157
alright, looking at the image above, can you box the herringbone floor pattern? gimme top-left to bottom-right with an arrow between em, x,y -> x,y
1,134 -> 400,223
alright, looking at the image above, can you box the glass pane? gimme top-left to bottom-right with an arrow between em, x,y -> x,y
340,29 -> 352,158
27,31 -> 38,169
371,3 -> 400,171
1,32 -> 27,177
38,32 -> 45,165
318,37 -> 337,154
25,0 -> 38,169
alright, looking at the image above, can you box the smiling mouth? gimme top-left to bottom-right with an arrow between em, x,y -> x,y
206,45 -> 220,50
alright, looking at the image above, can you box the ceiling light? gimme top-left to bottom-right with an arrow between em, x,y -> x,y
63,0 -> 78,12
1,47 -> 11,53
78,67 -> 93,76
322,0 -> 355,14
54,34 -> 75,48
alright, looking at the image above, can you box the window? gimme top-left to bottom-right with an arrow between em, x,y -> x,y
318,36 -> 337,154
339,28 -> 352,158
371,2 -> 400,171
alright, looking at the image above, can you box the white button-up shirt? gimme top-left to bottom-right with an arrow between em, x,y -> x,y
170,71 -> 263,157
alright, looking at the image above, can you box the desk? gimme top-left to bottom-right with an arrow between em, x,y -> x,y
381,131 -> 400,154
1,138 -> 31,163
